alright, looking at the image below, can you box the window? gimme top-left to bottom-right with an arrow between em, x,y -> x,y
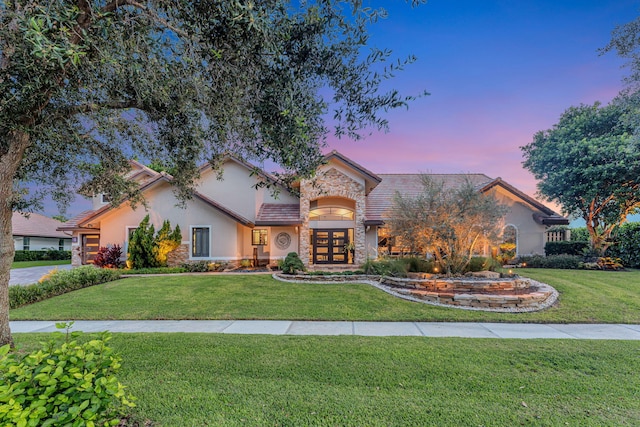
191,227 -> 210,258
101,194 -> 110,203
59,239 -> 65,251
309,206 -> 354,221
23,237 -> 30,251
252,229 -> 268,246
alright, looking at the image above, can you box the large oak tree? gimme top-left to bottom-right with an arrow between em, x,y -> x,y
521,94 -> 640,256
0,0 -> 426,346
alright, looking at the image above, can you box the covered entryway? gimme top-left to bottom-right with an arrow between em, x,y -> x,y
312,229 -> 351,264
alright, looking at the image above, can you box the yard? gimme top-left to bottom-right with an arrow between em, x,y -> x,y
9,268 -> 640,323
10,259 -> 71,269
9,268 -> 640,426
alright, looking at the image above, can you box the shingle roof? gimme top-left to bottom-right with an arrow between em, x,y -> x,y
12,212 -> 70,238
256,204 -> 302,225
366,174 -> 494,221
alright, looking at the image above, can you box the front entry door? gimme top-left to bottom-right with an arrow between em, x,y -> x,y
313,229 -> 348,264
82,234 -> 100,264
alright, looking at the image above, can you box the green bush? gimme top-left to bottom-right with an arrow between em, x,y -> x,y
545,241 -> 589,256
517,254 -> 583,269
570,227 -> 589,242
280,252 -> 305,274
465,256 -> 499,272
9,266 -> 121,309
361,259 -> 408,277
0,324 -> 135,426
124,267 -> 187,274
180,261 -> 210,272
607,222 -> 640,268
127,215 -> 156,269
398,257 -> 434,273
14,250 -> 71,262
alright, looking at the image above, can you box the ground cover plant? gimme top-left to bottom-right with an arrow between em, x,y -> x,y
10,270 -> 640,324
10,260 -> 71,269
12,334 -> 640,426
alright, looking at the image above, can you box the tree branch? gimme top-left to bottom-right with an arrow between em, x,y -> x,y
101,0 -> 188,38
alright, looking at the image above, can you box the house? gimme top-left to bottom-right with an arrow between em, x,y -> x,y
13,212 -> 72,252
59,152 -> 568,267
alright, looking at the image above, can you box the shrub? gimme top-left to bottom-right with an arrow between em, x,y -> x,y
597,257 -> 624,270
516,254 -> 582,269
94,245 -> 123,269
9,266 -> 121,309
153,220 -> 182,267
127,215 -> 156,269
570,227 -> 589,242
607,222 -> 640,268
280,252 -> 305,274
398,257 -> 434,273
361,259 -> 408,277
14,250 -> 71,262
123,267 -> 187,274
465,256 -> 500,272
545,241 -> 589,256
0,323 -> 135,426
180,261 -> 210,272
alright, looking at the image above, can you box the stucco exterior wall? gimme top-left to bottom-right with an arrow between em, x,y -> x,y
96,182 -> 246,262
196,160 -> 298,221
365,227 -> 379,260
489,187 -> 548,255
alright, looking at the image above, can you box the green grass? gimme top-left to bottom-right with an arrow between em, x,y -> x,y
10,259 -> 71,269
10,269 -> 640,323
13,334 -> 640,426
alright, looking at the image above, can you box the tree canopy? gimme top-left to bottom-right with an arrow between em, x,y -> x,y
521,94 -> 640,255
0,0 -> 426,346
387,176 -> 508,275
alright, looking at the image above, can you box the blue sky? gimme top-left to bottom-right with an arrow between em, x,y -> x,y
47,0 -> 638,219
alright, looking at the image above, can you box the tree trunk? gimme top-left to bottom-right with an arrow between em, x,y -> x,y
0,130 -> 30,347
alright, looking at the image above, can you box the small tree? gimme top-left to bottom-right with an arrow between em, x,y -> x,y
154,220 -> 182,267
388,176 -> 509,275
127,215 -> 156,269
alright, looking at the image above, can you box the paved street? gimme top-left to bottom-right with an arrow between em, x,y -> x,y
9,264 -> 73,286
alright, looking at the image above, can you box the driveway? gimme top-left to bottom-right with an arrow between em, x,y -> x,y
9,264 -> 73,286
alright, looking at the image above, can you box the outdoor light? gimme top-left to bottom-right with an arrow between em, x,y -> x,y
508,269 -> 513,275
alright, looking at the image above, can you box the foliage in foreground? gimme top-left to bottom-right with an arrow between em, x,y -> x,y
1,325 -> 134,427
9,266 -> 121,309
14,334 -> 638,427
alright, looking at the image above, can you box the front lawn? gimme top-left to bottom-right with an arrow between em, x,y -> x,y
13,334 -> 640,426
10,259 -> 71,269
10,269 -> 640,323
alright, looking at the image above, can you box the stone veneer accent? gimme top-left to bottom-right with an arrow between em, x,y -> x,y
167,243 -> 189,267
299,167 -> 366,266
71,245 -> 82,267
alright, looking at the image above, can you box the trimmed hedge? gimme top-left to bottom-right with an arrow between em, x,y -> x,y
607,222 -> 640,268
9,266 -> 121,309
14,249 -> 71,261
516,254 -> 583,269
544,241 -> 589,256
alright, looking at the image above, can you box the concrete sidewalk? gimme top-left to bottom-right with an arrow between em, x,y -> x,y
10,320 -> 640,339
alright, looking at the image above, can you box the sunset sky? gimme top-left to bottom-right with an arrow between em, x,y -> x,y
49,0 -> 638,218
325,0 -> 636,212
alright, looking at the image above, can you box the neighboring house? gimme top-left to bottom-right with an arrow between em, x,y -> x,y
12,212 -> 72,252
59,152 -> 568,267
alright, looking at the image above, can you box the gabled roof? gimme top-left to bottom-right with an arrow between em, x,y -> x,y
480,178 -> 568,225
198,155 -> 286,191
58,172 -> 254,230
365,173 -> 494,222
255,204 -> 301,226
324,150 -> 382,195
12,212 -> 70,238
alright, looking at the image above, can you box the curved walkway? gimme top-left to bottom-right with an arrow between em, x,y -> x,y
10,320 -> 640,339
